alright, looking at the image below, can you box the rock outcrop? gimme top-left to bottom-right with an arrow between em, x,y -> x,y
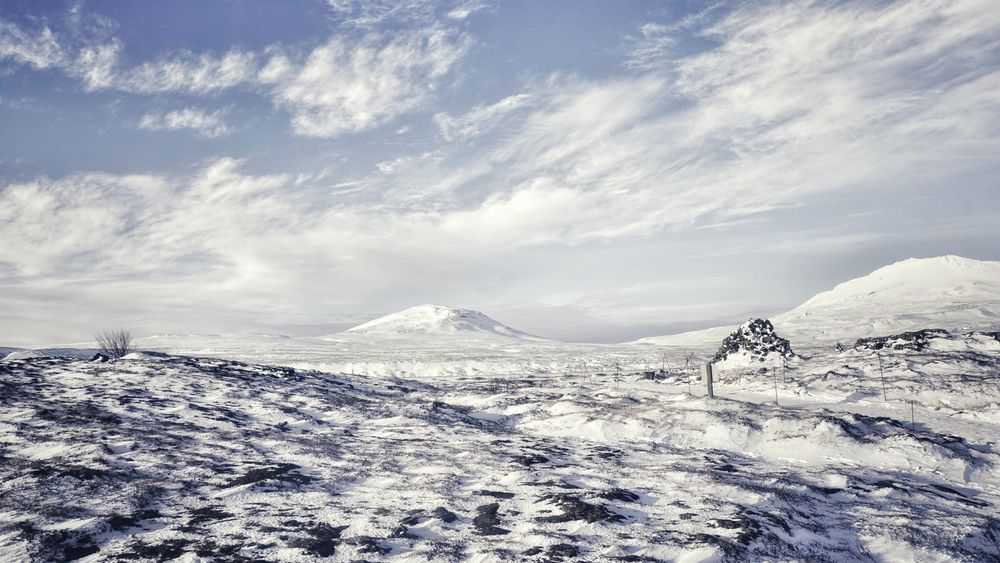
713,318 -> 795,365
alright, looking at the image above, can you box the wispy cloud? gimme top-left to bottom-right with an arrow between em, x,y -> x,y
1,14 -> 469,138
120,49 -> 258,94
260,26 -> 469,137
447,0 -> 1000,244
0,20 -> 64,69
326,0 -> 481,27
623,23 -> 676,70
74,41 -> 120,90
139,107 -> 231,137
434,93 -> 532,142
446,2 -> 488,21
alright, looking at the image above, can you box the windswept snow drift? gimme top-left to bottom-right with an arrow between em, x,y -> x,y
635,255 -> 1000,347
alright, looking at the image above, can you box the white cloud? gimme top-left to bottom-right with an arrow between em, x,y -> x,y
139,107 -> 232,137
119,49 -> 259,94
446,2 -> 488,20
434,93 -> 532,141
0,172 -> 168,277
326,0 -> 445,27
1,13 -> 470,138
262,26 -> 469,137
0,21 -> 64,69
74,41 -> 121,90
439,0 -> 1000,245
624,23 -> 676,70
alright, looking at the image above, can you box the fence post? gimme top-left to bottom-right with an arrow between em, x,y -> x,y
773,369 -> 779,404
702,364 -> 714,398
877,351 -> 887,401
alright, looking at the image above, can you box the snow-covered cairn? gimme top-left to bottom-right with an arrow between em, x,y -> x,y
712,318 -> 796,366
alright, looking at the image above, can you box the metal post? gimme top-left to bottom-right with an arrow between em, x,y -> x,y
702,364 -> 714,398
877,352 -> 887,401
773,369 -> 779,404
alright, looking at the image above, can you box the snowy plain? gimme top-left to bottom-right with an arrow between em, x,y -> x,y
2,257 -> 1000,561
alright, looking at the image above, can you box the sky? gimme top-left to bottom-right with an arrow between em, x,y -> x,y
1,0 -> 999,346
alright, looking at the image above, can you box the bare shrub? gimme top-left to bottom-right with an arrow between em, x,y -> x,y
95,329 -> 135,359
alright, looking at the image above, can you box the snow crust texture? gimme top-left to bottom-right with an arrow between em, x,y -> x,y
2,337 -> 1000,561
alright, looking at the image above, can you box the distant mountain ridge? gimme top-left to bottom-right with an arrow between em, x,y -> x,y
635,255 -> 1000,346
341,304 -> 543,339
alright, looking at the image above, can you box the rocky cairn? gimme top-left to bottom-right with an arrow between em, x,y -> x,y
713,318 -> 796,364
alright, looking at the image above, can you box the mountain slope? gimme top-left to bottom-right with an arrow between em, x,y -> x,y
341,304 -> 542,339
635,255 -> 1000,347
773,255 -> 1000,343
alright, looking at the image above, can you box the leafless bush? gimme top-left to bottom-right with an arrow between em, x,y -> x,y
95,329 -> 135,359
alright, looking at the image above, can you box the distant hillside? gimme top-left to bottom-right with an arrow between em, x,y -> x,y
634,255 -> 1000,346
341,304 -> 544,339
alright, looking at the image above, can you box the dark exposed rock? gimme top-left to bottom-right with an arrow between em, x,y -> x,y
478,490 -> 515,499
107,509 -> 161,531
473,503 -> 510,535
391,514 -> 422,538
713,319 -> 795,364
291,523 -> 348,557
546,543 -> 580,559
432,506 -> 459,523
536,494 -> 624,524
599,488 -> 640,503
523,542 -> 583,561
513,453 -> 550,466
63,543 -> 100,561
854,328 -> 949,352
89,353 -> 110,362
187,506 -> 233,525
223,463 -> 315,488
346,536 -> 391,555
118,538 -> 192,561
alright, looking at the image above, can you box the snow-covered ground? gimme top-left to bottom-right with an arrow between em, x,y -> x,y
2,328 -> 1000,561
4,257 -> 1000,561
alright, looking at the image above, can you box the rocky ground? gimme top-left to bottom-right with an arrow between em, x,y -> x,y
2,338 -> 1000,561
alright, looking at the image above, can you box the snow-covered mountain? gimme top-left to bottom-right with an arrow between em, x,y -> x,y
635,255 -> 1000,347
774,255 -> 1000,342
340,304 -> 542,339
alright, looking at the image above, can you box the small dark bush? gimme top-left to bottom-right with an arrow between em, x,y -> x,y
95,329 -> 134,359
